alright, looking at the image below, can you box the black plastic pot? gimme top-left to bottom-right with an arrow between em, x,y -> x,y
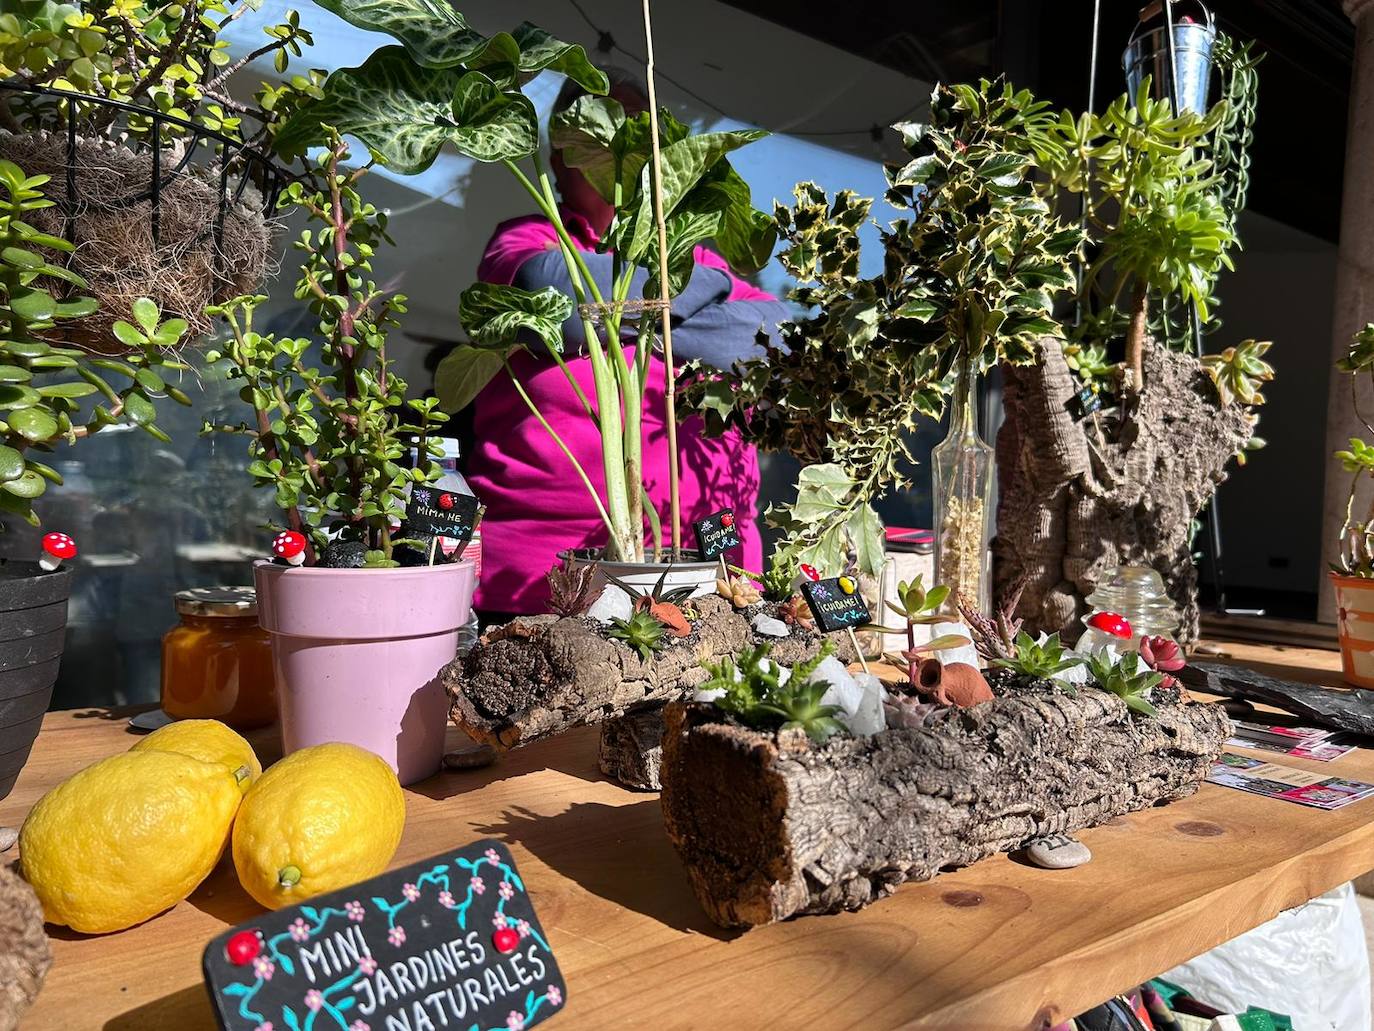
0,562 -> 70,800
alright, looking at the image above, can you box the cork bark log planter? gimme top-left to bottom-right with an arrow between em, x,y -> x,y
443,595 -> 849,787
659,682 -> 1231,928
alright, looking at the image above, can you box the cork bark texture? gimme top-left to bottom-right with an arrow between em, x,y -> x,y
0,863 -> 50,1030
994,339 -> 1254,644
659,688 -> 1231,928
444,596 -> 852,749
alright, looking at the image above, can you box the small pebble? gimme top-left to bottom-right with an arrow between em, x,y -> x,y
1024,834 -> 1091,869
752,613 -> 790,638
0,826 -> 16,853
443,745 -> 497,770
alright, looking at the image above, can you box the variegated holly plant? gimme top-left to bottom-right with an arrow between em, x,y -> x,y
274,0 -> 774,566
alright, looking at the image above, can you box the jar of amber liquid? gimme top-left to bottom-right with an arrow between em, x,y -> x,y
161,587 -> 277,730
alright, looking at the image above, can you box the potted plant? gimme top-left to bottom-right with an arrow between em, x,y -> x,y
1329,324 -> 1374,687
0,160 -> 187,799
271,0 -> 773,599
991,39 -> 1271,643
0,0 -> 309,343
203,135 -> 464,785
684,80 -> 1081,611
659,588 -> 1230,929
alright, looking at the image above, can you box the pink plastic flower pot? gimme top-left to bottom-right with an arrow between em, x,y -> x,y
254,560 -> 476,785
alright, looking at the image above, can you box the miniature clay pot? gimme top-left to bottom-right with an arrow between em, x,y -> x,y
917,658 -> 994,708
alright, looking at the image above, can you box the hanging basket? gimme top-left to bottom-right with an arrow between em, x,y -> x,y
0,82 -> 287,352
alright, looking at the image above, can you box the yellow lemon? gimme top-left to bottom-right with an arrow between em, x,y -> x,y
20,750 -> 244,933
131,718 -> 262,790
232,743 -> 404,910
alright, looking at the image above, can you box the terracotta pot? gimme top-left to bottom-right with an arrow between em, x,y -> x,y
0,563 -> 70,801
1331,571 -> 1374,688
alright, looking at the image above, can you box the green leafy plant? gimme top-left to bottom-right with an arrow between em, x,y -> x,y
870,576 -> 969,689
990,631 -> 1083,686
702,642 -> 845,744
685,80 -> 1080,576
275,0 -> 773,566
1333,324 -> 1374,577
202,136 -> 447,556
607,609 -> 666,661
1201,338 -> 1274,406
1084,651 -> 1161,718
546,556 -> 597,617
0,160 -> 188,525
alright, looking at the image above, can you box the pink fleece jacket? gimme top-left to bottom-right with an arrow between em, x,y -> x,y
466,210 -> 773,613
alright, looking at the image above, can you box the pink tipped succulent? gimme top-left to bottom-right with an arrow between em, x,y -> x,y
1139,635 -> 1184,673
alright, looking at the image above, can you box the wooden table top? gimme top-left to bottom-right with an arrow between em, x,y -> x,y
5,639 -> 1373,1030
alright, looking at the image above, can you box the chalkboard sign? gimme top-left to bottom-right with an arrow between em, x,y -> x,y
403,485 -> 480,546
1067,386 -> 1103,421
691,508 -> 742,561
204,840 -> 565,1031
801,576 -> 871,633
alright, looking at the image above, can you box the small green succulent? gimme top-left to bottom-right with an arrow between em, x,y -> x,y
991,631 -> 1084,684
607,610 -> 667,661
1084,652 -> 1162,718
1201,338 -> 1275,406
762,553 -> 800,603
701,642 -> 846,744
885,575 -> 950,625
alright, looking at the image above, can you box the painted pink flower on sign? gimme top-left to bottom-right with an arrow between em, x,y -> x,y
345,900 -> 366,921
492,912 -> 508,929
505,1012 -> 525,1031
546,986 -> 562,1007
498,880 -> 515,901
254,1023 -> 274,1031
358,955 -> 378,975
304,990 -> 324,1012
402,882 -> 420,902
484,848 -> 500,864
439,890 -> 455,909
349,1022 -> 370,1031
289,918 -> 311,942
252,956 -> 275,981
388,925 -> 407,947
516,919 -> 531,939
470,875 -> 486,895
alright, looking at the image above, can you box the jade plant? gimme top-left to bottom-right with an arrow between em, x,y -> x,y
203,137 -> 447,560
273,0 -> 774,566
0,160 -> 188,526
685,80 -> 1080,576
701,642 -> 844,744
1333,323 -> 1374,577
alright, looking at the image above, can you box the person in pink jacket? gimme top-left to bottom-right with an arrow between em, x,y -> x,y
464,72 -> 790,617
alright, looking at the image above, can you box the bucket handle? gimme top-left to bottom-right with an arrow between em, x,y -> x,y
1128,1 -> 1216,45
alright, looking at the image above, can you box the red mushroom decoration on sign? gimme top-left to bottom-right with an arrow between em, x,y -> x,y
800,563 -> 820,582
39,531 -> 76,571
1086,611 -> 1133,639
224,929 -> 262,966
271,530 -> 308,567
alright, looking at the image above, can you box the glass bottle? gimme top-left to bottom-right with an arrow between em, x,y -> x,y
1076,565 -> 1180,654
931,363 -> 994,613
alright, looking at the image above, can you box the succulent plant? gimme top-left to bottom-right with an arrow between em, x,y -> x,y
1201,339 -> 1275,406
763,554 -> 800,603
991,631 -> 1084,685
546,557 -> 597,618
885,576 -> 950,625
603,565 -> 696,637
717,575 -> 762,609
1084,651 -> 1162,718
1139,634 -> 1185,692
700,643 -> 845,744
958,576 -> 1027,662
778,594 -> 814,630
607,610 -> 667,662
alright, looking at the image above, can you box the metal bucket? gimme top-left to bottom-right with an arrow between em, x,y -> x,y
1122,1 -> 1217,115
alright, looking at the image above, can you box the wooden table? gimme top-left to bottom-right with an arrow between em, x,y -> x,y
5,639 -> 1373,1030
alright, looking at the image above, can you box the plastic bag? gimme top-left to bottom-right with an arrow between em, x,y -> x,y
1160,882 -> 1370,1031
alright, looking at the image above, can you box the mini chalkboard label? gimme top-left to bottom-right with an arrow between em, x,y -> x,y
801,576 -> 870,633
691,508 -> 742,561
1067,386 -> 1103,421
204,840 -> 565,1031
403,485 -> 480,546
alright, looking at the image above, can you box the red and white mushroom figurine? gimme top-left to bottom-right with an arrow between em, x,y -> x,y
271,530 -> 308,566
39,531 -> 76,571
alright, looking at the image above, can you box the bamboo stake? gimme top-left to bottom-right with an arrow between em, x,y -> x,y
847,628 -> 871,676
642,0 -> 681,560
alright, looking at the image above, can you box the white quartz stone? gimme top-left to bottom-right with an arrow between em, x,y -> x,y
752,613 -> 790,638
1024,834 -> 1092,870
930,621 -> 979,667
587,584 -> 633,625
810,656 -> 885,736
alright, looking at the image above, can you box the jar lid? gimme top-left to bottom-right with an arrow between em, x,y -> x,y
174,586 -> 257,617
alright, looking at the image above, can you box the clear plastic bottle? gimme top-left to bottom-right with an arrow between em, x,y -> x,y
412,439 -> 481,654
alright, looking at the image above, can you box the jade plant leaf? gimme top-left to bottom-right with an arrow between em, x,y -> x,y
434,344 -> 511,413
275,51 -> 539,173
458,282 -> 574,350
